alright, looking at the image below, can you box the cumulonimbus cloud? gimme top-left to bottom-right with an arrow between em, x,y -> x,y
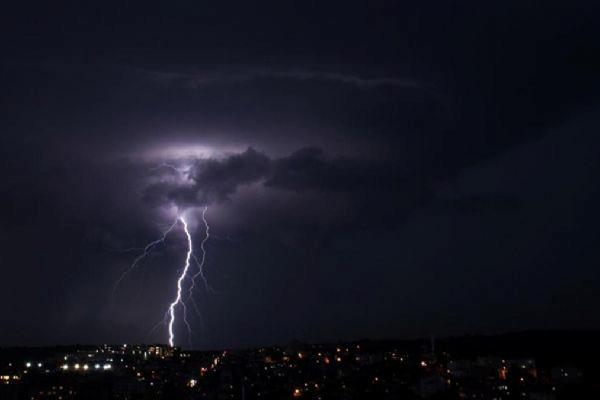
142,146 -> 408,210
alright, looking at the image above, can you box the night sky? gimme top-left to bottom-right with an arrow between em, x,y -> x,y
1,1 -> 599,349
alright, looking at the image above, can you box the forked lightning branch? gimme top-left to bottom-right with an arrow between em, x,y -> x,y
113,206 -> 210,347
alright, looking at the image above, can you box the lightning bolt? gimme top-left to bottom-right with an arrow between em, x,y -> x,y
168,207 -> 212,347
114,206 -> 212,348
188,206 -> 212,296
167,216 -> 193,347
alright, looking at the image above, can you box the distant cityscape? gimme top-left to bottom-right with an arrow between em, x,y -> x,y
0,331 -> 597,399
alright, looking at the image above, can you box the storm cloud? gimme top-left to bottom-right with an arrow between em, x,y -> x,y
142,146 -> 422,214
1,0 -> 599,349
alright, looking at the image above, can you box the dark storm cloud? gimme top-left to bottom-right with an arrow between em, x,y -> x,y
191,148 -> 271,198
1,0 -> 600,349
266,147 -> 379,192
144,148 -> 271,207
143,146 -> 414,213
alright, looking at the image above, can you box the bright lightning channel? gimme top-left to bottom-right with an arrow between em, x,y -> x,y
115,207 -> 212,348
167,215 -> 193,347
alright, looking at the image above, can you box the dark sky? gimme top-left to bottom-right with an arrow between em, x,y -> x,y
1,1 -> 599,349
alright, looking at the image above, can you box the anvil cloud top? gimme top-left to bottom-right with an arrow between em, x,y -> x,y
1,0 -> 599,348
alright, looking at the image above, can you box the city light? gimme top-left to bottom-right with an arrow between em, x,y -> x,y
0,341 -> 583,398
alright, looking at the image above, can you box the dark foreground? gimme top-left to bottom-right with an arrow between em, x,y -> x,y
1,331 -> 599,399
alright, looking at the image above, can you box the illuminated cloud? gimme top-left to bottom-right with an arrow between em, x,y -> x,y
142,146 -> 409,211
